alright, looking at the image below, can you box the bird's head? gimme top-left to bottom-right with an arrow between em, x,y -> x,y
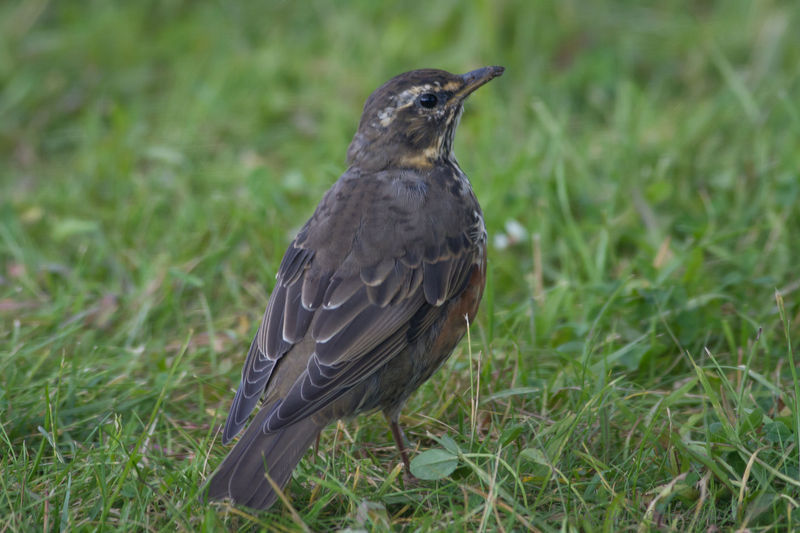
346,66 -> 504,170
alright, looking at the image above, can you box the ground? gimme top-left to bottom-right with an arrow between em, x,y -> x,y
2,0 -> 800,531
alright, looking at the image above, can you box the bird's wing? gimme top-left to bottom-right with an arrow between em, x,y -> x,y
222,169 -> 483,440
221,245 -> 315,443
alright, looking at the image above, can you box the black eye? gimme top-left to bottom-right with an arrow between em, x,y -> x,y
418,93 -> 438,108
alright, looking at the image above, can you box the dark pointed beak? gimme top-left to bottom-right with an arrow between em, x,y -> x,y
455,66 -> 505,100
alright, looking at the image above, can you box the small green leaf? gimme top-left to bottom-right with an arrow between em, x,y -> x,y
410,448 -> 458,480
739,407 -> 762,433
500,424 -> 524,447
52,218 -> 100,240
765,420 -> 792,444
520,448 -> 549,466
431,434 -> 460,455
144,145 -> 186,166
484,387 -> 541,402
709,421 -> 724,437
168,267 -> 204,287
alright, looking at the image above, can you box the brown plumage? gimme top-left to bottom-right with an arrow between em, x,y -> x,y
201,66 -> 504,510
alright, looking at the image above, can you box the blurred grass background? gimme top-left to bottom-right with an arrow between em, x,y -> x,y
2,0 -> 800,530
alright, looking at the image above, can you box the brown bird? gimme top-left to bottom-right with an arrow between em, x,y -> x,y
201,66 -> 504,510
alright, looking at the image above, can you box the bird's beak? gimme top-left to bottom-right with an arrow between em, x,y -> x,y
454,66 -> 505,101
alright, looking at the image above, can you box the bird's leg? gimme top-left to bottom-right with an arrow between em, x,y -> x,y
313,433 -> 321,463
385,412 -> 412,473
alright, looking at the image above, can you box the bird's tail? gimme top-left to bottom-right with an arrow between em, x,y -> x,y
201,415 -> 324,510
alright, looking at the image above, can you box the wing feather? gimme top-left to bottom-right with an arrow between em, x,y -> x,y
282,280 -> 313,343
423,258 -> 455,306
222,336 -> 276,443
360,256 -> 397,286
367,261 -> 408,307
312,287 -> 372,342
301,269 -> 331,310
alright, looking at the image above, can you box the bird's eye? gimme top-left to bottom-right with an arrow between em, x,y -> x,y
418,93 -> 438,108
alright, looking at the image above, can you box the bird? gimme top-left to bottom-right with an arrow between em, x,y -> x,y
201,65 -> 504,510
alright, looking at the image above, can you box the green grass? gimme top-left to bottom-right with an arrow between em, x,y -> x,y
2,0 -> 800,530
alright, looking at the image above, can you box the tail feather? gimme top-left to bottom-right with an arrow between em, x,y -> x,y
202,415 -> 324,510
